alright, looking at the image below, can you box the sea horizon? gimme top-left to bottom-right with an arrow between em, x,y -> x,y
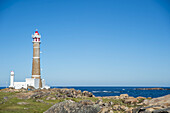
1,86 -> 170,98
1,85 -> 170,88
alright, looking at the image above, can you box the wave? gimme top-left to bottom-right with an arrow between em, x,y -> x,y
113,91 -> 120,93
92,91 -> 120,93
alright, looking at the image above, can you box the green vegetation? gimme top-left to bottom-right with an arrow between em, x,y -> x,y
69,97 -> 99,103
0,91 -> 140,113
0,92 -> 51,113
102,98 -> 123,105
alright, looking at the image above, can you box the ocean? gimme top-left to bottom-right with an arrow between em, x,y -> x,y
1,86 -> 170,98
51,86 -> 170,98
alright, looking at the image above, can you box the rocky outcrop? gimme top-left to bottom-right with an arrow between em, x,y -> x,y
15,88 -> 95,99
146,94 -> 170,107
1,88 -> 170,113
44,100 -> 101,113
135,88 -> 170,90
120,94 -> 129,99
139,94 -> 170,107
0,88 -> 27,92
133,95 -> 170,113
132,105 -> 170,113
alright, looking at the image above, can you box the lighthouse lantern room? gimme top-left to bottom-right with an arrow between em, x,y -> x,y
32,30 -> 41,42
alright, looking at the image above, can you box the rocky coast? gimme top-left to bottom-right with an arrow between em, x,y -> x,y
134,88 -> 170,90
0,88 -> 170,113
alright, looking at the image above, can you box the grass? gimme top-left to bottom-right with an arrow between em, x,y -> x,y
0,92 -> 52,113
71,97 -> 99,102
102,98 -> 123,105
0,91 -> 141,113
0,92 -> 100,113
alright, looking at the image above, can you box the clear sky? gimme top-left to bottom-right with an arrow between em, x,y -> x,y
0,0 -> 170,87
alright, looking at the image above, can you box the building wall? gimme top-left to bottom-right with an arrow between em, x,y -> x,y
32,42 -> 41,76
26,78 -> 35,86
10,75 -> 14,87
32,42 -> 42,88
14,82 -> 27,89
26,78 -> 40,89
34,79 -> 40,89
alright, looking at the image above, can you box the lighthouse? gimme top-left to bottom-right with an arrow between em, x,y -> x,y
9,30 -> 50,89
9,71 -> 14,88
32,30 -> 42,88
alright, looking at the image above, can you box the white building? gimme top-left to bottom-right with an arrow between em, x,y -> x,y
9,71 -> 50,89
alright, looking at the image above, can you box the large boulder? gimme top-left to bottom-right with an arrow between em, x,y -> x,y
132,105 -> 170,113
120,94 -> 129,99
44,100 -> 101,113
83,91 -> 94,97
147,94 -> 170,107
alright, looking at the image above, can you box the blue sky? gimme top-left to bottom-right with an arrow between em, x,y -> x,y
0,0 -> 170,86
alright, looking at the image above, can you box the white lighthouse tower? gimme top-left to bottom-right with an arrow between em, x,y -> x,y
9,71 -> 14,88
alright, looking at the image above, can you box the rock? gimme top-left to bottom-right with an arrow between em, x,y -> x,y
17,102 -> 29,105
124,97 -> 138,104
50,97 -> 56,100
46,97 -> 51,100
132,105 -> 168,113
147,94 -> 170,107
99,107 -> 113,113
152,107 -> 170,113
120,94 -> 129,99
136,96 -> 146,100
136,102 -> 144,106
113,105 -> 121,111
79,100 -> 94,105
102,103 -> 109,107
113,96 -> 119,99
108,101 -> 114,106
148,97 -> 152,99
132,106 -> 142,113
44,100 -> 101,113
125,107 -> 133,113
120,105 -> 128,111
136,96 -> 146,103
98,107 -> 109,113
95,99 -> 103,105
83,91 -> 94,97
143,99 -> 149,105
135,88 -> 170,90
6,88 -> 96,100
145,108 -> 155,112
36,99 -> 44,103
46,96 -> 56,100
3,97 -> 8,100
